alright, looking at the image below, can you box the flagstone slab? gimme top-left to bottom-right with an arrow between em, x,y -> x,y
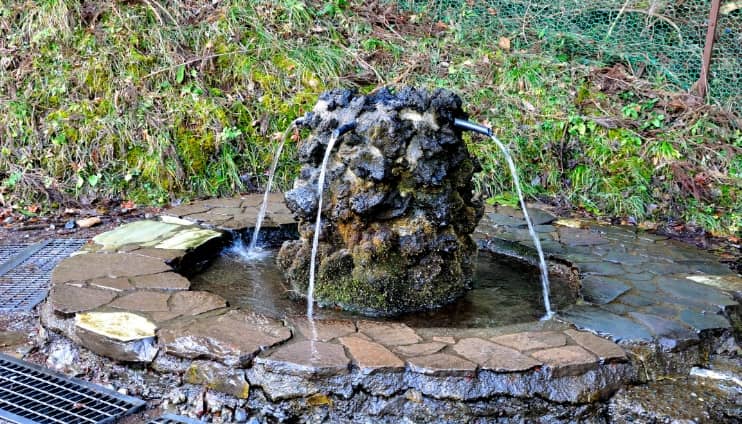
339,336 -> 404,373
558,228 -> 610,246
92,220 -> 182,250
560,306 -> 653,343
50,284 -> 117,315
287,318 -> 356,342
256,340 -> 349,377
407,353 -> 477,376
74,311 -> 159,362
51,252 -> 172,284
158,309 -> 291,367
357,321 -> 422,346
109,291 -> 171,312
530,345 -> 597,377
453,338 -> 540,372
581,275 -> 632,305
89,277 -> 133,292
679,310 -> 731,331
564,330 -> 627,361
393,342 -> 447,357
490,331 -> 568,352
168,290 -> 227,317
131,272 -> 190,290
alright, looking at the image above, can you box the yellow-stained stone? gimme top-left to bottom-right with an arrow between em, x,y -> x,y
307,393 -> 332,406
159,215 -> 199,226
686,274 -> 742,292
75,312 -> 157,342
155,228 -> 221,250
93,221 -> 182,250
553,219 -> 587,229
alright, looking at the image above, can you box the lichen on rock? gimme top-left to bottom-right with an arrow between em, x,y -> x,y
278,87 -> 484,316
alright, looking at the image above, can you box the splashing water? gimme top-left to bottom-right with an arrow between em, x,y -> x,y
247,118 -> 302,254
490,135 -> 554,320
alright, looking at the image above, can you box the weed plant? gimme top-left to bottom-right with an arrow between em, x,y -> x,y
0,0 -> 739,235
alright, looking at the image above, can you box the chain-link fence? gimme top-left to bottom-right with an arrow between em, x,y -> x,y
396,0 -> 741,115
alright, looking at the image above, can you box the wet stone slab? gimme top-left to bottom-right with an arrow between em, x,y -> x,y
581,275 -> 632,305
158,310 -> 292,367
452,338 -> 541,372
256,340 -> 350,377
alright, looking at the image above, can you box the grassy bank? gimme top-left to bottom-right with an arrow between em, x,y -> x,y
1,0 -> 740,235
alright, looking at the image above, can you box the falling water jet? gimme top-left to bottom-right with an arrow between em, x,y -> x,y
453,119 -> 553,319
307,121 -> 356,321
245,118 -> 304,257
489,135 -> 554,320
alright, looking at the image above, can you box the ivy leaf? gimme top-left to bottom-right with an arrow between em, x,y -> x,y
87,174 -> 100,187
176,65 -> 185,84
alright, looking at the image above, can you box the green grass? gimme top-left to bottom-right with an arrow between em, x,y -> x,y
0,0 -> 740,236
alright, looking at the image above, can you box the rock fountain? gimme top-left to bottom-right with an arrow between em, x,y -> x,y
277,88 -> 485,316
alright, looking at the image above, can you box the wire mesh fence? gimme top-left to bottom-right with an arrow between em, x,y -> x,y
395,0 -> 741,115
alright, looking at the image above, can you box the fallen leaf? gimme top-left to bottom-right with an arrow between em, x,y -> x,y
121,200 -> 136,210
498,37 -> 511,51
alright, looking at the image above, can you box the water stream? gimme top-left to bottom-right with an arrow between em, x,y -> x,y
246,118 -> 302,255
490,135 -> 554,320
308,131 -> 341,321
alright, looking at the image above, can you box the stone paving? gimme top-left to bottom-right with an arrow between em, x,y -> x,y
36,194 -> 742,418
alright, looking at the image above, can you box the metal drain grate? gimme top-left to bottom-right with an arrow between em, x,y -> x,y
147,413 -> 203,424
0,245 -> 28,268
0,239 -> 87,311
0,353 -> 144,424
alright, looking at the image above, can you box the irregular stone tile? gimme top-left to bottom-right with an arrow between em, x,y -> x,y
131,272 -> 190,290
627,312 -> 699,350
129,248 -> 185,263
159,309 -> 291,367
678,260 -> 736,275
452,338 -> 540,372
287,318 -> 356,342
357,321 -> 421,346
581,275 -> 631,305
496,206 -> 557,225
75,311 -> 156,341
168,291 -> 227,317
155,228 -> 222,250
407,353 -> 477,376
204,197 -> 245,208
558,228 -> 609,246
601,303 -> 631,315
393,342 -> 447,357
74,311 -> 158,362
219,214 -> 258,231
562,253 -> 603,264
490,331 -> 567,352
656,277 -> 737,308
625,271 -> 655,282
559,306 -> 653,342
50,285 -> 117,315
577,261 -> 626,276
432,336 -> 456,344
148,311 -> 181,323
91,220 -> 185,250
603,251 -> 647,265
159,215 -> 198,226
617,292 -> 655,308
109,291 -> 171,312
256,341 -> 349,377
185,360 -> 250,399
339,336 -> 404,373
51,253 -> 171,284
530,345 -> 597,377
163,203 -> 213,217
185,212 -> 232,225
630,278 -> 657,292
88,277 -> 133,292
641,304 -> 679,320
686,274 -> 742,292
679,309 -> 731,331
487,213 -> 526,227
564,330 -> 627,361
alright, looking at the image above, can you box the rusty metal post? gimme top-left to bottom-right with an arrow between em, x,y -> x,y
693,0 -> 723,98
